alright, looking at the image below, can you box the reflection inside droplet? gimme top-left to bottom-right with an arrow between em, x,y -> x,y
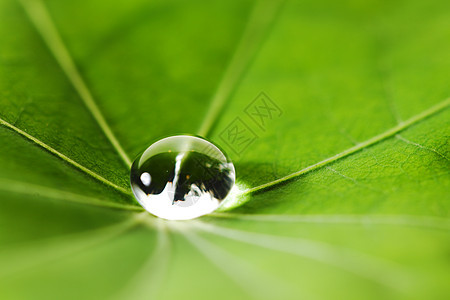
130,135 -> 236,220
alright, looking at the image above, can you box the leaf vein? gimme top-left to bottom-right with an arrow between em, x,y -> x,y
114,220 -> 170,300
396,134 -> 449,162
243,98 -> 450,195
210,213 -> 450,231
19,0 -> 132,167
193,221 -> 411,291
197,0 -> 285,137
0,117 -> 131,195
174,225 -> 294,300
0,178 -> 140,211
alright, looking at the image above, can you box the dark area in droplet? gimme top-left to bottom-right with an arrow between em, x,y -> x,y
131,152 -> 177,195
130,151 -> 234,203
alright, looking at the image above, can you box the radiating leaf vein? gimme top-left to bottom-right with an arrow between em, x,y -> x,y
18,0 -> 132,167
0,178 -> 140,211
194,221 -> 412,291
0,116 -> 130,195
210,213 -> 450,231
0,217 -> 139,278
197,0 -> 285,137
173,223 -> 294,300
114,219 -> 170,300
243,98 -> 449,195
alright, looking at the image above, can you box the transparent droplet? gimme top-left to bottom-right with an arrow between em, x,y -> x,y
130,135 -> 236,220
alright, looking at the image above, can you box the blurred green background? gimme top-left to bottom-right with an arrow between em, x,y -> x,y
0,0 -> 449,299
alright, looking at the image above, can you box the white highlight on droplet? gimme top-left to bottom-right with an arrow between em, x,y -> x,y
140,172 -> 152,186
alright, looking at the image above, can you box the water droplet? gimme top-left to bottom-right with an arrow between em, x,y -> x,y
130,135 -> 236,220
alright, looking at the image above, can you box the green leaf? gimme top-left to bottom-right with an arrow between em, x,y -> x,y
0,0 -> 449,299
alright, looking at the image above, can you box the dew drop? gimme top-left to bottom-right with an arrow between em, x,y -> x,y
130,135 -> 236,220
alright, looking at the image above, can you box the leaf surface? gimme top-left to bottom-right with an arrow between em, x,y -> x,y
0,0 -> 449,299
